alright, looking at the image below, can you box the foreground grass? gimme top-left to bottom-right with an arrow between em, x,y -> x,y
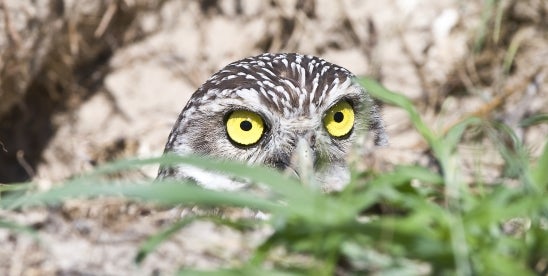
1,78 -> 547,275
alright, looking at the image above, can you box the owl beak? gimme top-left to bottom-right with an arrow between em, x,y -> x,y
286,135 -> 319,188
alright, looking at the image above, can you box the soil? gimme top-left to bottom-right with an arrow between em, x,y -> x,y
0,0 -> 546,274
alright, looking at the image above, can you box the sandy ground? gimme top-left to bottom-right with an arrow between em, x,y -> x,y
1,0 -> 547,274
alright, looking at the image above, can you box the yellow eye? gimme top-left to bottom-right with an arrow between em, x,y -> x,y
323,101 -> 355,138
226,110 -> 265,146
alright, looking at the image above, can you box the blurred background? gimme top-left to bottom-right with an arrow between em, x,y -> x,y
1,0 -> 547,274
1,0 -> 547,184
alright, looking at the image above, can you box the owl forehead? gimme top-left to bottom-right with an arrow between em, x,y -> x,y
190,53 -> 358,117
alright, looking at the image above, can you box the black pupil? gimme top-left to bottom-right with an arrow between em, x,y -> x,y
334,112 -> 344,123
240,120 -> 252,131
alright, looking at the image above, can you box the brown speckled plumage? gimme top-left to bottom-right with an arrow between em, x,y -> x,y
158,53 -> 386,191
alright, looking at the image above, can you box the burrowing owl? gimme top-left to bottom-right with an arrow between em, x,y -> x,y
158,53 -> 387,192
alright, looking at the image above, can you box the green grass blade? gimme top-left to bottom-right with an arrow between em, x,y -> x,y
444,117 -> 482,153
0,183 -> 32,200
356,77 -> 437,147
0,219 -> 38,239
135,216 -> 198,264
136,214 -> 260,264
357,77 -> 476,275
519,114 -> 548,127
1,180 -> 282,213
531,140 -> 548,187
93,154 -> 350,222
91,154 -> 312,205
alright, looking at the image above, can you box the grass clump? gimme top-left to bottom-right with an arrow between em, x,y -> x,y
1,78 -> 547,275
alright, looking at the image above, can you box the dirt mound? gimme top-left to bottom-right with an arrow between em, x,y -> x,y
0,0 -> 169,182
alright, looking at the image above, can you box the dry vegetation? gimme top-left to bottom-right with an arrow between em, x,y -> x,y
0,0 -> 546,274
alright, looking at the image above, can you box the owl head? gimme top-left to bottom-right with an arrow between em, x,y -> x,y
158,53 -> 387,192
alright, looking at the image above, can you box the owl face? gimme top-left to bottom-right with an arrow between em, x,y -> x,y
159,53 -> 386,191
